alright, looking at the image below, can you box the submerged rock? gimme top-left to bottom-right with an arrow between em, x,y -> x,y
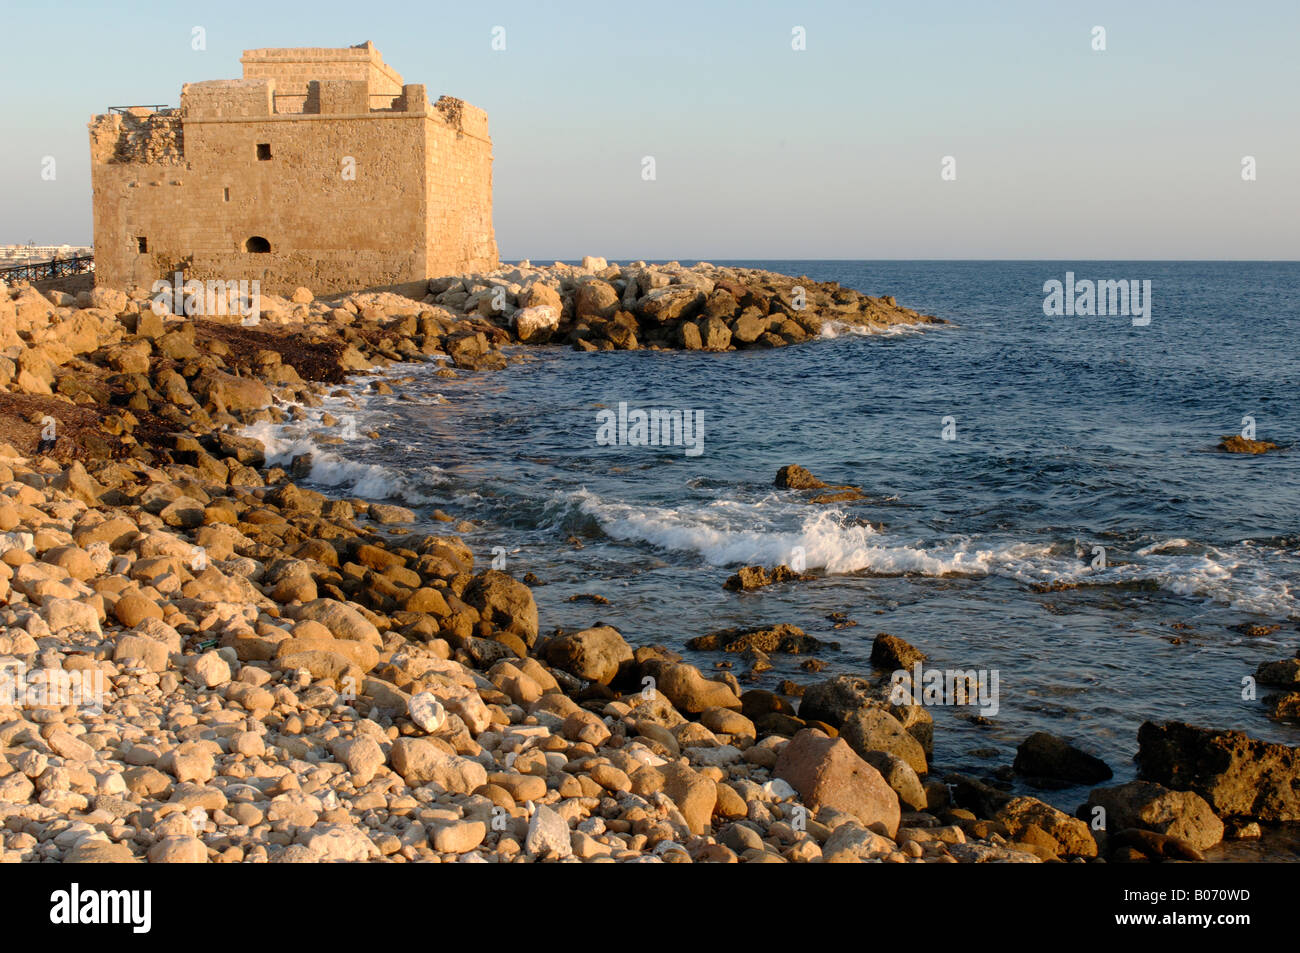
1013,732 -> 1113,785
1218,434 -> 1279,454
774,464 -> 826,489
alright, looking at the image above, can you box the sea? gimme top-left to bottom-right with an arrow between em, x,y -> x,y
246,260 -> 1300,855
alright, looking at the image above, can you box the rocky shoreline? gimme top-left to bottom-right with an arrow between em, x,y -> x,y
0,259 -> 1296,863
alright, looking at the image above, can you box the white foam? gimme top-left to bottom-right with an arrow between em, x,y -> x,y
570,490 -> 1053,576
567,489 -> 1298,615
239,400 -> 440,503
818,320 -> 928,339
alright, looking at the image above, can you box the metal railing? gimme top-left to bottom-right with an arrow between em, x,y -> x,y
0,255 -> 95,282
108,105 -> 174,115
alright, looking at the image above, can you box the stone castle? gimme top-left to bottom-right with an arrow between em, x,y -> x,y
88,42 -> 497,298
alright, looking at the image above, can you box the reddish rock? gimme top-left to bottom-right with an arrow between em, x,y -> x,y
774,729 -> 900,837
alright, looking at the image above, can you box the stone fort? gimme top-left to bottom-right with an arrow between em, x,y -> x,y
88,42 -> 497,298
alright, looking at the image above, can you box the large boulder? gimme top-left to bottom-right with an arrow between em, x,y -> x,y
519,282 -> 562,312
574,279 -> 620,320
730,310 -> 769,344
1136,720 -> 1300,822
389,738 -> 487,793
1256,658 -> 1300,688
954,775 -> 1097,858
659,761 -> 717,835
290,599 -> 382,649
513,305 -> 559,344
462,570 -> 538,646
193,369 -> 272,413
775,730 -> 900,837
797,673 -> 874,726
697,315 -> 732,351
656,663 -> 741,713
544,625 -> 632,684
636,286 -> 705,323
1084,780 -> 1224,851
839,705 -> 928,775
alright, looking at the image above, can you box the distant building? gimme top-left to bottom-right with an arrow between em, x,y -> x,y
88,41 -> 497,297
0,244 -> 92,266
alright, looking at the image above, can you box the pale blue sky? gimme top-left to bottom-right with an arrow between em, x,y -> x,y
2,0 -> 1296,259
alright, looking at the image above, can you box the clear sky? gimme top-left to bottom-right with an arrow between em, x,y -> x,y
2,0 -> 1297,259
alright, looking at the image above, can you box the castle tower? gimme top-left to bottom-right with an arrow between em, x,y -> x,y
88,42 -> 498,297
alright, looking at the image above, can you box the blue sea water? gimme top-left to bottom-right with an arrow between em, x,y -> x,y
254,260 -> 1300,832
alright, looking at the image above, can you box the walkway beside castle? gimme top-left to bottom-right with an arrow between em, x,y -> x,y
0,255 -> 94,283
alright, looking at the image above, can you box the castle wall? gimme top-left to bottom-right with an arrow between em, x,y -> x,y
425,98 -> 498,277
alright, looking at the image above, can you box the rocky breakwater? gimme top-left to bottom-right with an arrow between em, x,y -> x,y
430,256 -> 944,351
0,272 -> 1066,864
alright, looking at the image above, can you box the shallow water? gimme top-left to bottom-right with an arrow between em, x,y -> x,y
250,260 -> 1300,852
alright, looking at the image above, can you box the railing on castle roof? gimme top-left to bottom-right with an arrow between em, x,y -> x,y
0,255 -> 95,283
108,105 -> 176,115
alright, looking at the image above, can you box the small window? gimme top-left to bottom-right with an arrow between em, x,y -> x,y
256,143 -> 272,160
136,236 -> 147,253
223,187 -> 230,202
243,236 -> 271,253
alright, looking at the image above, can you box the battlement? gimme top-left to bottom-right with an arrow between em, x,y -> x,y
240,41 -> 404,115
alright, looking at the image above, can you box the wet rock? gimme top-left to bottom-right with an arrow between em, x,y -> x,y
1111,828 -> 1206,862
687,623 -> 831,654
1218,435 -> 1279,454
1013,732 -> 1113,784
1256,658 -> 1300,688
954,775 -> 1097,858
870,632 -> 926,671
797,674 -> 877,728
1136,720 -> 1300,822
774,464 -> 826,489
